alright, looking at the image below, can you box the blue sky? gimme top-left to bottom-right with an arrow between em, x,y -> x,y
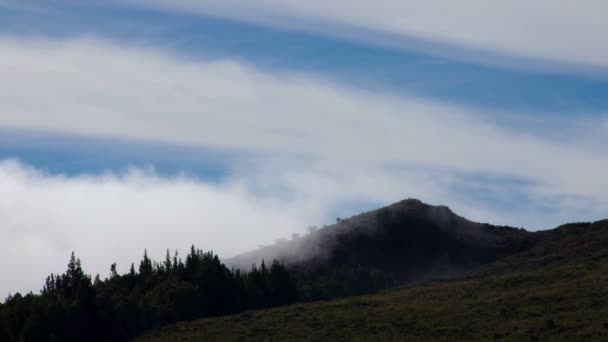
1,0 -> 608,295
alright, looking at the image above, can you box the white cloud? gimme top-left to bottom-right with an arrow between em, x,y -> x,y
1,37 -> 608,296
0,37 -> 606,197
122,0 -> 608,69
0,160 -> 315,296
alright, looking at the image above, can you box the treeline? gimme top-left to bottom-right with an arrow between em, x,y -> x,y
0,247 -> 297,341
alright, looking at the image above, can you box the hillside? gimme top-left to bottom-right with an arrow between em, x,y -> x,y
229,199 -> 536,299
229,199 -> 532,269
137,220 -> 608,341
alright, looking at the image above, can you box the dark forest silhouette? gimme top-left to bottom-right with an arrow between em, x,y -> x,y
0,248 -> 297,341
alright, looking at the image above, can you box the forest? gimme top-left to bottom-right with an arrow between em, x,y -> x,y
0,247 -> 299,341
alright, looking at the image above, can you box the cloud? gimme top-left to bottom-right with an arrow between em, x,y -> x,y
1,37 -> 607,196
121,0 -> 608,70
1,36 -> 608,296
0,160 -> 315,296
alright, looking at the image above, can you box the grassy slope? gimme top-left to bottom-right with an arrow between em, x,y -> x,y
136,222 -> 608,341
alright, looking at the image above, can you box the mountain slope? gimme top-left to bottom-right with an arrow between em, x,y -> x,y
229,199 -> 536,298
230,199 -> 532,268
137,220 -> 608,341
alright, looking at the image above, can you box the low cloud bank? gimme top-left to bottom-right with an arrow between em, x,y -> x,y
0,160 -> 311,296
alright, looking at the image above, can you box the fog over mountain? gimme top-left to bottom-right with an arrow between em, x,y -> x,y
228,199 -> 535,286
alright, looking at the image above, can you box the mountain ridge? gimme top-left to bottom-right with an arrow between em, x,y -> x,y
228,198 -> 529,266
228,198 -> 537,298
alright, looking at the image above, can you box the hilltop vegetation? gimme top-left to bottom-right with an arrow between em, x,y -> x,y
138,220 -> 608,341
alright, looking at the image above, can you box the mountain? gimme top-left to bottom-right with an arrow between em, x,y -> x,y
228,199 -> 536,298
137,219 -> 608,341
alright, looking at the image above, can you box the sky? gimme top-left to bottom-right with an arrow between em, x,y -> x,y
1,0 -> 608,296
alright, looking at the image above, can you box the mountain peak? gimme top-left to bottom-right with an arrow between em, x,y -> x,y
227,198 -> 532,284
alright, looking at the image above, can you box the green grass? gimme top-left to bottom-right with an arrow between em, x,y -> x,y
136,223 -> 608,341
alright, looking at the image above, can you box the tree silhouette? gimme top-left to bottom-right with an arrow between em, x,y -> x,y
0,247 -> 304,341
139,250 -> 153,276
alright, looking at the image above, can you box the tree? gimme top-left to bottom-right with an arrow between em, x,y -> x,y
129,263 -> 136,277
139,250 -> 153,276
269,260 -> 297,306
61,252 -> 92,299
163,249 -> 172,273
66,253 -> 84,285
173,251 -> 182,273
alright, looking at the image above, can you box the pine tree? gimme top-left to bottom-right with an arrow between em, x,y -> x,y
164,249 -> 172,273
62,252 -> 91,299
139,250 -> 153,276
173,251 -> 180,273
43,274 -> 57,295
67,252 -> 84,283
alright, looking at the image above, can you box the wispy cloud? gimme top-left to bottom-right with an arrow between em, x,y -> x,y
1,37 -> 606,195
121,0 -> 608,70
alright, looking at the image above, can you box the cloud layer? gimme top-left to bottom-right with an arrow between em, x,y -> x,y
123,0 -> 608,69
1,37 -> 607,199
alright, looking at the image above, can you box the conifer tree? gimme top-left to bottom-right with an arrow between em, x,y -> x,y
173,251 -> 180,273
164,249 -> 172,273
139,250 -> 153,276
